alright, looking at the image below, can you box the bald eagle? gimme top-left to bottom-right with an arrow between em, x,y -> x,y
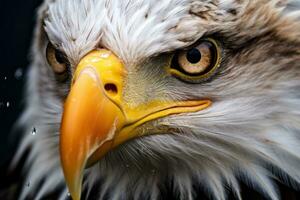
11,0 -> 300,199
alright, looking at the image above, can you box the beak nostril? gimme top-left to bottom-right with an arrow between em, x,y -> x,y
104,83 -> 118,95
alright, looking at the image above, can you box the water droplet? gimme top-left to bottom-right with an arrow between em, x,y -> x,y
4,76 -> 7,80
67,192 -> 70,196
6,102 -> 10,107
32,127 -> 37,135
125,164 -> 130,168
15,68 -> 23,80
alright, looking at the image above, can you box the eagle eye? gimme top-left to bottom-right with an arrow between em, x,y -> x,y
46,43 -> 69,75
170,38 -> 221,82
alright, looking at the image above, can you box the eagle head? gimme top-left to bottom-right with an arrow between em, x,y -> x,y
14,0 -> 300,200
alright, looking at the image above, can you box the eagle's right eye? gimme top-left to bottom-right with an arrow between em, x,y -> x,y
169,38 -> 221,83
46,43 -> 69,75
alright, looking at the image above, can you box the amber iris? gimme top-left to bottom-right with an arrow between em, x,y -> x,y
170,38 -> 220,81
46,43 -> 69,74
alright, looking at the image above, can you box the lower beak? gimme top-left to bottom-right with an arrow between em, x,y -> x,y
60,49 -> 211,200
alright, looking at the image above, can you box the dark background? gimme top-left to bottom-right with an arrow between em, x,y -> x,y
0,0 -> 42,166
0,1 -> 299,199
0,0 -> 42,198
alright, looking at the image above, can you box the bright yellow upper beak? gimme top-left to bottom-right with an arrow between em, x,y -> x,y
60,49 -> 211,200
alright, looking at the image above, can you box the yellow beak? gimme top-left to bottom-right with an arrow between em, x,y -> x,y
60,49 -> 211,200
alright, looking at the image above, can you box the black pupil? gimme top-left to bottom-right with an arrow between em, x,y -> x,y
55,50 -> 66,64
186,48 -> 201,64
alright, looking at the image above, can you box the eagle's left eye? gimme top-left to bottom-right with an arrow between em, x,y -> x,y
170,38 -> 221,82
46,43 -> 70,76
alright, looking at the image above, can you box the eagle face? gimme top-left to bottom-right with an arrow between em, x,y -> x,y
14,0 -> 300,199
